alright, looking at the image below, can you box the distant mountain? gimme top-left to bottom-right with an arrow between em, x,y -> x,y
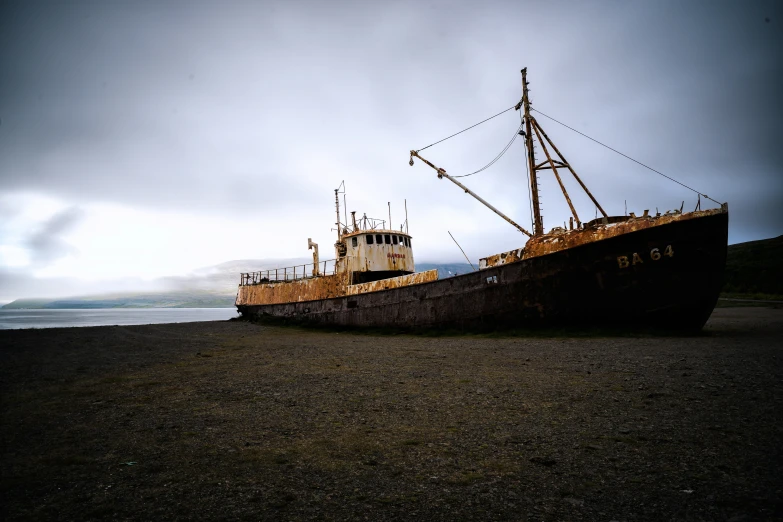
2,292 -> 236,309
2,299 -> 53,309
156,258 -> 312,295
0,258 -> 307,309
416,263 -> 476,279
1,260 -> 474,309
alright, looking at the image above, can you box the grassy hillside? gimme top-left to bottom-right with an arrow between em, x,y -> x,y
722,235 -> 782,298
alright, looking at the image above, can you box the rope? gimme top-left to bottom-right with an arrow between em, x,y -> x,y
416,105 -> 516,152
452,120 -> 523,178
411,102 -> 722,208
532,108 -> 722,205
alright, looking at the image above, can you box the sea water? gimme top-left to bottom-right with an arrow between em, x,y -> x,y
0,308 -> 238,330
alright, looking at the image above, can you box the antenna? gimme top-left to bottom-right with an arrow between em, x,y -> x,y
334,187 -> 342,240
343,193 -> 348,230
404,199 -> 409,234
335,180 -> 348,234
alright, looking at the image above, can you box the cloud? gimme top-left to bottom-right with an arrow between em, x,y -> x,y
25,206 -> 83,266
0,0 -> 781,300
0,257 -> 310,303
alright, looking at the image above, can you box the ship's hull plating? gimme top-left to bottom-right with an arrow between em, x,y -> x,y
238,211 -> 728,331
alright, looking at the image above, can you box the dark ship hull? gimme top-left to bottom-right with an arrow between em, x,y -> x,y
238,209 -> 728,331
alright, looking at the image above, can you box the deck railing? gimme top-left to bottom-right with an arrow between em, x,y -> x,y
240,258 -> 341,286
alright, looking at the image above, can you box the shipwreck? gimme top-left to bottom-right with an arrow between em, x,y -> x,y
236,69 -> 728,330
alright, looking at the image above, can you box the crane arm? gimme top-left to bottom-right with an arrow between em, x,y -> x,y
409,150 -> 532,237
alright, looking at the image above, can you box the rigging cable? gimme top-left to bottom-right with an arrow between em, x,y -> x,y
452,119 -> 524,178
531,108 -> 722,205
415,105 -> 516,152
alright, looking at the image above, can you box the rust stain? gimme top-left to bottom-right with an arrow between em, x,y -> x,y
480,206 -> 727,269
236,268 -> 439,305
236,272 -> 350,306
346,269 -> 439,295
237,229 -> 421,306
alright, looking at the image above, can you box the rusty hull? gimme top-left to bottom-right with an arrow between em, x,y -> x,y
347,269 -> 438,295
236,272 -> 350,306
479,206 -> 727,269
238,207 -> 729,331
236,269 -> 439,306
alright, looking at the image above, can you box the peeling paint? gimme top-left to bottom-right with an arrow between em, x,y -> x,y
236,272 -> 350,306
236,269 -> 439,306
347,269 -> 438,295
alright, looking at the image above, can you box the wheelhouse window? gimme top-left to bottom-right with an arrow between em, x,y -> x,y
392,235 -> 398,245
384,234 -> 391,244
351,237 -> 358,247
409,238 -> 413,248
403,237 -> 409,247
366,234 -> 374,245
376,234 -> 382,244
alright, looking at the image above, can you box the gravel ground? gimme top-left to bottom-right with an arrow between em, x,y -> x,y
1,307 -> 781,521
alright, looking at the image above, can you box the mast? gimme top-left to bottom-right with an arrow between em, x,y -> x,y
520,68 -> 543,235
410,68 -> 607,236
334,188 -> 342,241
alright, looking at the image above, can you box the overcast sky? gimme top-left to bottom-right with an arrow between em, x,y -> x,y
1,0 -> 781,302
